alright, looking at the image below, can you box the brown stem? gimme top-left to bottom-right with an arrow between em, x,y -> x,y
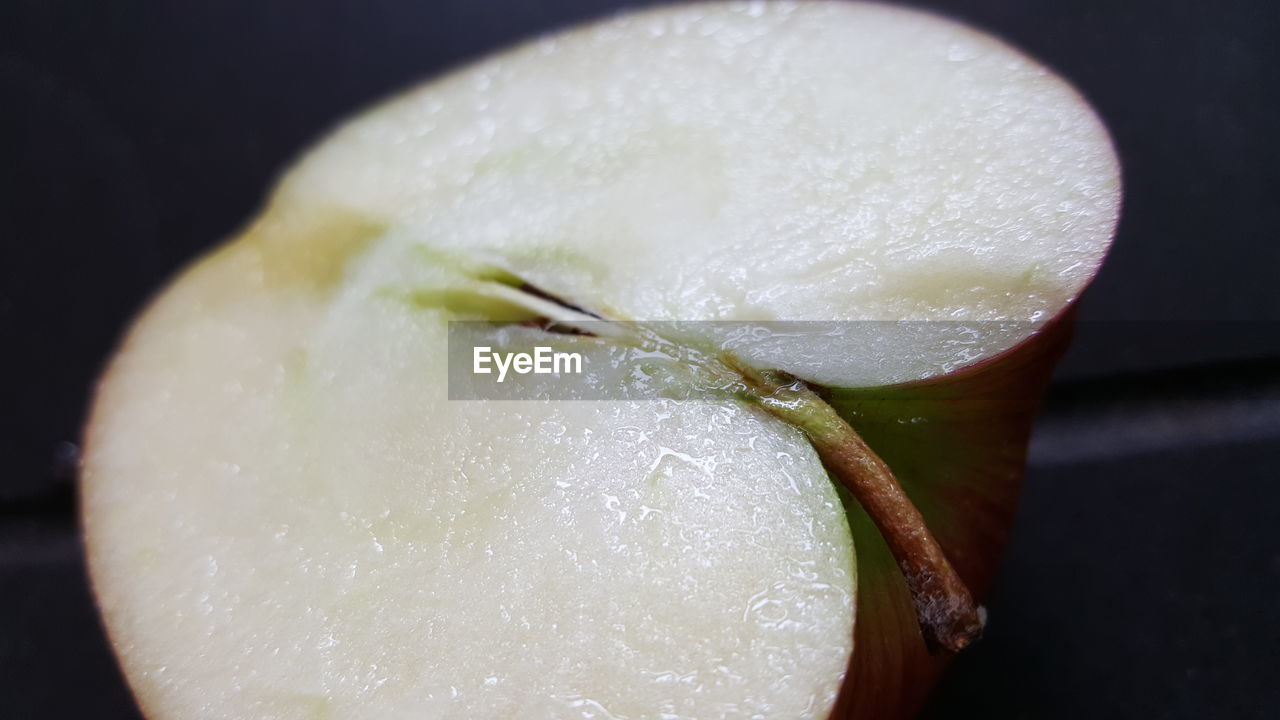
732,364 -> 984,653
468,281 -> 985,652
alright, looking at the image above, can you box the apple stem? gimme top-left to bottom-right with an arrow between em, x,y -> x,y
728,361 -> 985,654
474,278 -> 985,651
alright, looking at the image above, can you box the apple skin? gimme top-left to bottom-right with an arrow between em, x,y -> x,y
827,313 -> 1076,719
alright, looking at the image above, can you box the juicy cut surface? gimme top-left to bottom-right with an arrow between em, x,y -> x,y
84,238 -> 856,719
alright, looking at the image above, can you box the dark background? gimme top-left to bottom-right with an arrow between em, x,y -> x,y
2,0 -> 1277,717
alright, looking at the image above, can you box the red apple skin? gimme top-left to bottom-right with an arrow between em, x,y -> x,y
827,312 -> 1077,719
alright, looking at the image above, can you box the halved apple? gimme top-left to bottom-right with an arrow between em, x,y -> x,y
82,3 -> 1119,719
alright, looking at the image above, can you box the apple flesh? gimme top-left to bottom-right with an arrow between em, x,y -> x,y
82,3 -> 1119,719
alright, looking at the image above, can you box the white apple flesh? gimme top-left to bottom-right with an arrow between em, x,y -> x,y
82,3 -> 1119,719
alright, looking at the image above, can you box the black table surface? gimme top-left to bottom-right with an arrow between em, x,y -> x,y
2,1 -> 1277,717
